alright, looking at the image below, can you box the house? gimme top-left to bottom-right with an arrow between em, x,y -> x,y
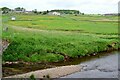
48,12 -> 61,16
24,11 -> 33,14
103,13 -> 118,16
52,12 -> 60,15
14,7 -> 26,13
11,16 -> 16,21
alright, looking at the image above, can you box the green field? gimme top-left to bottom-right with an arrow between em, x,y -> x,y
2,14 -> 119,62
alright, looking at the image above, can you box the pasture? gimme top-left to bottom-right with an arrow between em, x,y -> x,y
2,14 -> 119,62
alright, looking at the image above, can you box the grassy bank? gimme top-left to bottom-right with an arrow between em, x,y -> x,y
2,14 -> 119,62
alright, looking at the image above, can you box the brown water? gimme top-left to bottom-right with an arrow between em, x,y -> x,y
3,50 -> 119,77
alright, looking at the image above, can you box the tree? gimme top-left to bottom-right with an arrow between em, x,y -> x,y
42,11 -> 47,15
82,13 -> 84,15
33,9 -> 37,14
15,7 -> 21,11
14,7 -> 26,12
50,9 -> 80,14
47,10 -> 49,13
74,11 -> 80,14
1,7 -> 11,14
39,12 -> 42,14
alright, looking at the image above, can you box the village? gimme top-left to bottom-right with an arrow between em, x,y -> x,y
1,7 -> 81,15
1,7 -> 119,16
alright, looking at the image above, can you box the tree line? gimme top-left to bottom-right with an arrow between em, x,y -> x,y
50,10 -> 80,14
1,7 -> 83,15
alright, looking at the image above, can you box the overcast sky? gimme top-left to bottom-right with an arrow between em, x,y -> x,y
0,0 -> 119,14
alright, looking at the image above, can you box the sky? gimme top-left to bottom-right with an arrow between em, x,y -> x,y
0,0 -> 119,14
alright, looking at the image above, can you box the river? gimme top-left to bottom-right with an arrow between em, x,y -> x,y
61,51 -> 119,78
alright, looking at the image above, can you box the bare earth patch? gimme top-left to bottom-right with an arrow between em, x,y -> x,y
2,40 -> 10,52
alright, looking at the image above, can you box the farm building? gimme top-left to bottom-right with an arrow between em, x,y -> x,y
52,12 -> 61,15
103,13 -> 118,16
48,12 -> 61,16
11,16 -> 16,21
14,7 -> 26,13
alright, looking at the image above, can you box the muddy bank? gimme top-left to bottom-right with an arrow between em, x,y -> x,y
5,65 -> 82,78
3,48 -> 119,77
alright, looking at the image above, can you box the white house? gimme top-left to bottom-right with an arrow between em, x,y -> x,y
14,8 -> 26,13
11,17 -> 16,21
52,12 -> 61,16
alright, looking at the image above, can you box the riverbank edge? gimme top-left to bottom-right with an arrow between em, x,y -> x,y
3,47 -> 120,65
3,48 -> 120,78
4,65 -> 82,78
